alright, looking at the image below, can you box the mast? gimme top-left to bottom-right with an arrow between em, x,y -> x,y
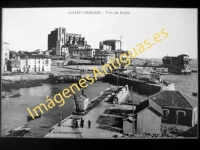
60,109 -> 63,121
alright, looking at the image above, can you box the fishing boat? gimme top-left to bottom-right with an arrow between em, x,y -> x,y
5,126 -> 30,137
47,74 -> 81,83
2,93 -> 22,98
27,112 -> 41,121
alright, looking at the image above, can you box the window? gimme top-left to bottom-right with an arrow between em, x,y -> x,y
176,110 -> 186,116
163,109 -> 169,117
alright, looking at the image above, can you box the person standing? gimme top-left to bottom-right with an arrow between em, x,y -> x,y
88,120 -> 91,128
80,118 -> 84,128
75,120 -> 79,128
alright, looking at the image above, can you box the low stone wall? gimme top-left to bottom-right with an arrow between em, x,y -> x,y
2,74 -> 49,81
64,65 -> 104,71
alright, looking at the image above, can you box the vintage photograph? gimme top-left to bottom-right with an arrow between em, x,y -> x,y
1,8 -> 198,138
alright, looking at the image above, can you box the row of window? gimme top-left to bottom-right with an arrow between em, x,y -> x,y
163,109 -> 187,118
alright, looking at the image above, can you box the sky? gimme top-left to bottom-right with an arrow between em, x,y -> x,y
2,8 -> 197,58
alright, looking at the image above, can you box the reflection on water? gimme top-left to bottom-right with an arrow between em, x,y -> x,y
1,81 -> 112,137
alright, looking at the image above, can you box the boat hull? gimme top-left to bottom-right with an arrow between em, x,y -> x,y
2,93 -> 22,98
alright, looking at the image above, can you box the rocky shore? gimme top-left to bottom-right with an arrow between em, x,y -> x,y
2,79 -> 47,91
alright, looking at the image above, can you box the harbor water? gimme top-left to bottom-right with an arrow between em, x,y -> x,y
1,73 -> 198,137
1,81 -> 113,137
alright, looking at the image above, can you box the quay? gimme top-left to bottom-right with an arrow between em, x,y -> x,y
103,73 -> 175,95
45,86 -> 126,138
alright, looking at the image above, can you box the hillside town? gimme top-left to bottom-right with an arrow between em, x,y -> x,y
2,27 -> 127,74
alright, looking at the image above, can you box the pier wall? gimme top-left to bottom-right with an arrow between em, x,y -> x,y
2,74 -> 49,81
103,74 -> 162,95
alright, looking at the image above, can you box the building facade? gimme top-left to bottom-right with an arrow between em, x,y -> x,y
2,42 -> 10,72
99,39 -> 122,51
48,27 -> 66,55
48,28 -> 88,56
20,54 -> 51,73
81,49 -> 95,59
94,51 -> 115,64
7,58 -> 21,72
142,90 -> 198,127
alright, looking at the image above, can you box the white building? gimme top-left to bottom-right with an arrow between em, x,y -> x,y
99,39 -> 121,51
20,54 -> 51,73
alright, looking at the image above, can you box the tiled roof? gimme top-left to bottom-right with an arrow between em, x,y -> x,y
20,54 -> 50,59
141,90 -> 197,109
135,99 -> 163,116
113,49 -> 126,53
179,91 -> 197,108
70,44 -> 84,48
99,51 -> 114,55
86,44 -> 91,47
104,39 -> 120,42
76,95 -> 88,101
83,49 -> 94,51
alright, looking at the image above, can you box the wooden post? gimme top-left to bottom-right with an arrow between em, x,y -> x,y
131,87 -> 135,136
117,69 -> 119,88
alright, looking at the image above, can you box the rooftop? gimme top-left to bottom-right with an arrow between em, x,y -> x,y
71,44 -> 84,48
113,49 -> 126,53
20,54 -> 50,59
135,99 -> 163,116
141,90 -> 197,109
103,39 -> 121,42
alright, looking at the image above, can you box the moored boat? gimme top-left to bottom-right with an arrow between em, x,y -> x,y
2,93 -> 22,98
5,126 -> 30,137
27,112 -> 41,121
47,74 -> 80,83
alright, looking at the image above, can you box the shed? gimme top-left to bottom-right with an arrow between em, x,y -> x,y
123,116 -> 135,134
134,99 -> 163,134
122,99 -> 163,135
141,90 -> 197,127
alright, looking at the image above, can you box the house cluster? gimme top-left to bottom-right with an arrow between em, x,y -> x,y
2,42 -> 51,73
122,90 -> 197,135
72,86 -> 197,136
47,27 -> 127,64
